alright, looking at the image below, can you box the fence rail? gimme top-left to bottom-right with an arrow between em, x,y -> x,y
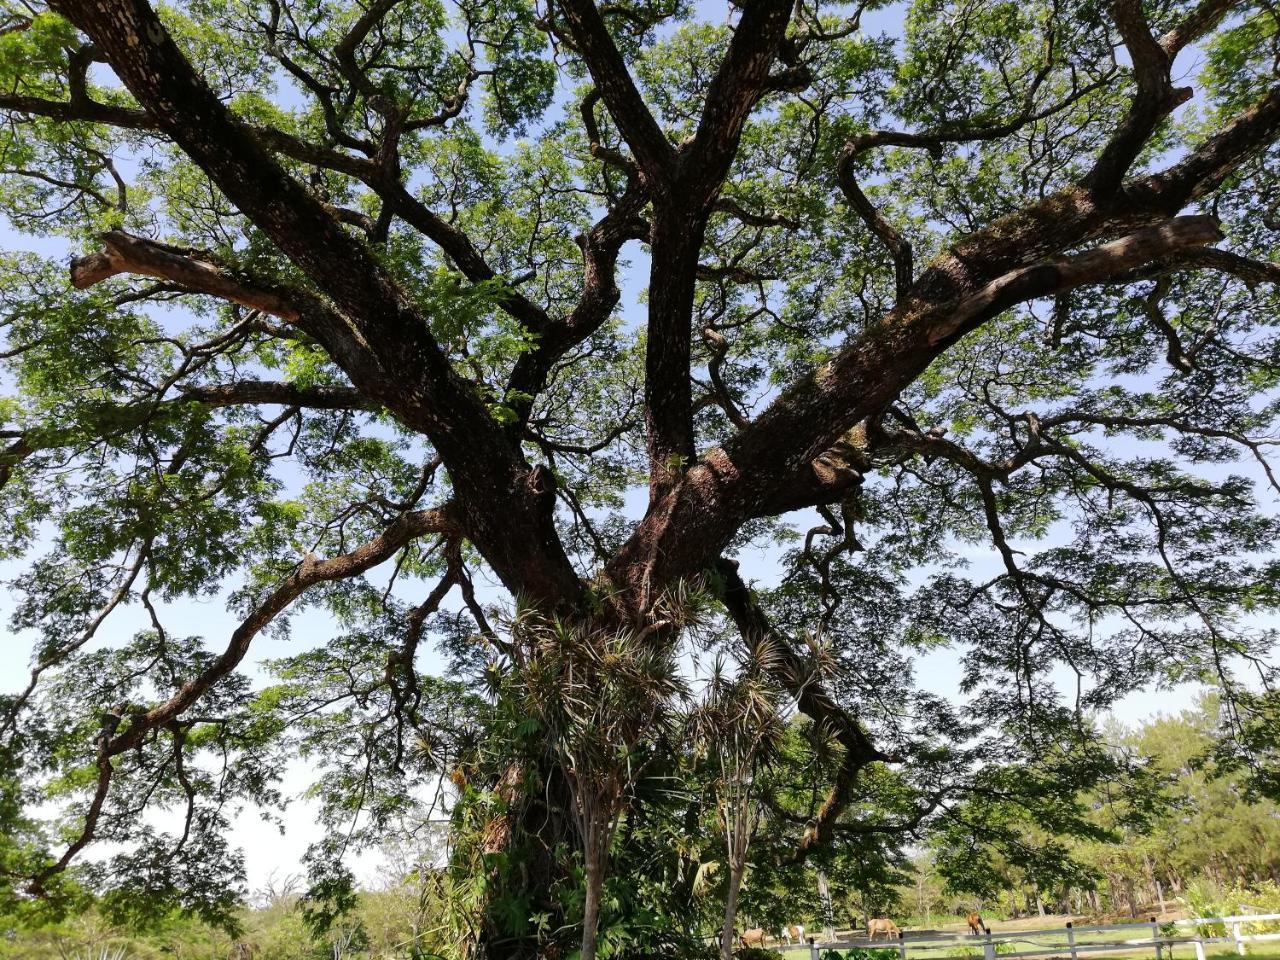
780,913 -> 1280,960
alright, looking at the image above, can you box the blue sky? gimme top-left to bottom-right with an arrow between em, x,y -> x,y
0,224 -> 1222,889
0,0 -> 1261,891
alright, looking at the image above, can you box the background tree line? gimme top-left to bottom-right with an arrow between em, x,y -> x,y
910,696 -> 1280,927
4,695 -> 1279,960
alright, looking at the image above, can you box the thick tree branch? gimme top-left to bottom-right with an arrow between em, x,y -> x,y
0,90 -> 550,334
633,0 -> 794,489
1113,245 -> 1280,288
555,0 -> 676,185
1128,85 -> 1280,206
47,0 -> 435,365
926,216 -> 1223,347
71,230 -> 307,321
701,326 -> 749,429
579,88 -> 640,177
179,380 -> 373,410
1160,0 -> 1241,56
836,151 -> 913,299
643,207 -> 703,491
1085,0 -> 1189,196
609,86 -> 1280,596
48,0 -> 583,606
609,213 -> 1227,602
0,90 -> 157,132
682,0 -> 794,203
331,0 -> 404,100
561,0 -> 797,495
0,436 -> 33,490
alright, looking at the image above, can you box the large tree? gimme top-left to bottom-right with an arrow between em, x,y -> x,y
1,0 -> 1279,954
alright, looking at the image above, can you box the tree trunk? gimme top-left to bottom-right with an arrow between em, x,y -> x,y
721,858 -> 748,960
463,759 -> 573,960
582,831 -> 606,960
640,200 -> 706,497
818,870 -> 835,941
1207,859 -> 1222,886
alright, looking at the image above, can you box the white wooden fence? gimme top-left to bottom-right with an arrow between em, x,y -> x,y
781,913 -> 1280,960
1172,913 -> 1280,960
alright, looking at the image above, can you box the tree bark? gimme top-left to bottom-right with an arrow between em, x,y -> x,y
581,825 -> 607,960
721,857 -> 747,960
463,758 -> 573,960
818,870 -> 835,942
643,202 -> 706,497
16,0 -> 1280,952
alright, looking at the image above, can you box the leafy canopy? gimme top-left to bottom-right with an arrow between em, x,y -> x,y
0,0 -> 1279,953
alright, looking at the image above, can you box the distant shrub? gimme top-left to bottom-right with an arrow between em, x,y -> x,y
1179,880 -> 1280,937
1238,881 -> 1280,935
843,949 -> 899,960
1181,882 -> 1230,937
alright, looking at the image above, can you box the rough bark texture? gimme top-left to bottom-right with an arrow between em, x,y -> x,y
7,0 -> 1280,952
48,0 -> 583,610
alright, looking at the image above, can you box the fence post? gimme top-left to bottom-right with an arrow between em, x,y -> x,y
1233,920 -> 1245,957
810,935 -> 820,960
1067,920 -> 1078,960
1194,933 -> 1207,960
983,927 -> 996,960
1151,917 -> 1161,960
900,930 -> 909,960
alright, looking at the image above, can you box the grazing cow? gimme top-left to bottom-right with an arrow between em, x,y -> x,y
740,928 -> 768,948
781,923 -> 806,945
967,912 -> 988,936
867,918 -> 902,941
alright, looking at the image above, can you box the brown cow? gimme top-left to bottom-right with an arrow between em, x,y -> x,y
967,912 -> 989,936
739,927 -> 768,948
868,918 -> 901,940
